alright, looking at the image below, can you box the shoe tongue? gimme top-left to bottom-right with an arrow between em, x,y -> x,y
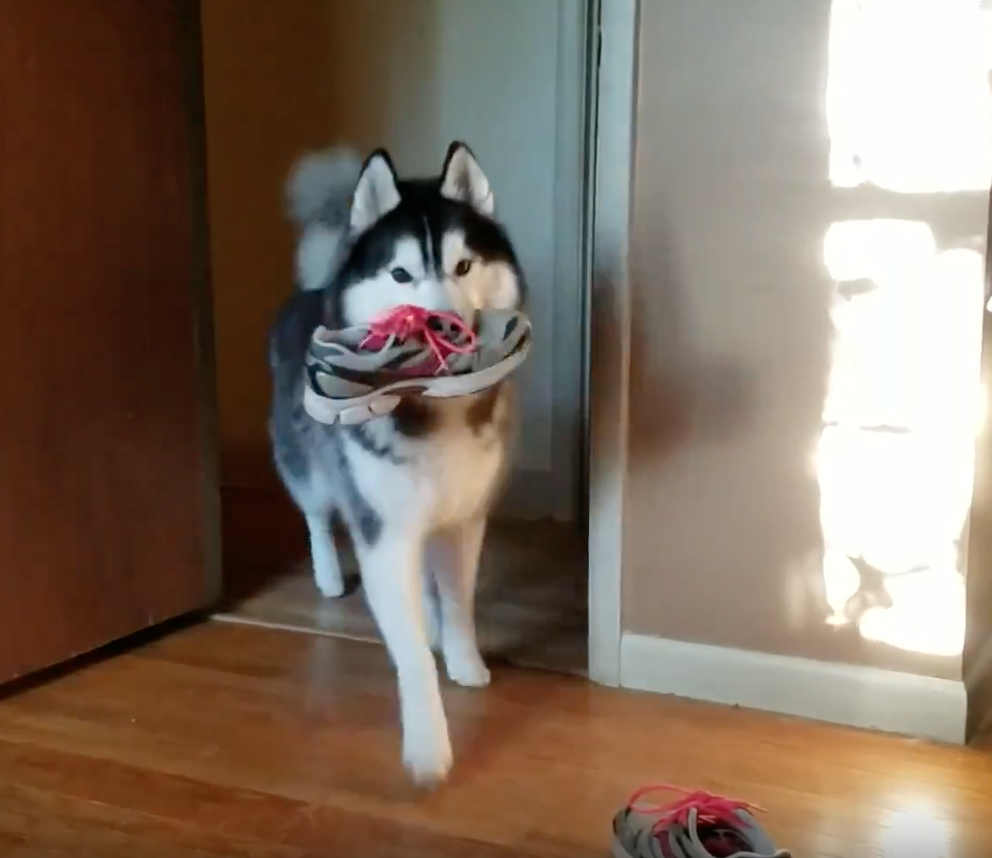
696,823 -> 752,857
655,829 -> 685,858
360,332 -> 391,351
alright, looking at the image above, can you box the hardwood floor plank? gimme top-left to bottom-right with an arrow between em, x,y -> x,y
217,498 -> 589,678
0,621 -> 990,857
0,783 -> 278,858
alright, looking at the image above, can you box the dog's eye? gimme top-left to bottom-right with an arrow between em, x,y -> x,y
454,259 -> 473,277
390,267 -> 413,284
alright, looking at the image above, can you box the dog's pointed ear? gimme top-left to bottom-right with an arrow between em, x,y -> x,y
439,142 -> 494,216
350,149 -> 401,233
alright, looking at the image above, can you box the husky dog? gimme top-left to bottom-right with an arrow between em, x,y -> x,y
269,143 -> 525,784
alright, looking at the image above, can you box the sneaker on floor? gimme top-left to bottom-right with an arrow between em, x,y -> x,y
612,785 -> 792,858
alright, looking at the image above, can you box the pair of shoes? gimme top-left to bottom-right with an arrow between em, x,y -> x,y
612,785 -> 792,858
303,304 -> 532,425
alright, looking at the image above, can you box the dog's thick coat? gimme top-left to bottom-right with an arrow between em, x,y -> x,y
269,143 -> 526,783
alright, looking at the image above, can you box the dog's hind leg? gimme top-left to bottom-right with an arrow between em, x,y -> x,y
304,505 -> 345,598
420,568 -> 442,651
274,449 -> 346,599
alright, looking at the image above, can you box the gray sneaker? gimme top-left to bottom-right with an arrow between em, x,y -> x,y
612,786 -> 791,858
302,306 -> 532,425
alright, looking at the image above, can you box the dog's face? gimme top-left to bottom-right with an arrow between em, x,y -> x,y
330,143 -> 525,328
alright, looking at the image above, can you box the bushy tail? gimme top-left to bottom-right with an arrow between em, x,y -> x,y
284,147 -> 362,291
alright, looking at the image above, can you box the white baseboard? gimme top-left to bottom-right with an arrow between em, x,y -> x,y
620,633 -> 967,745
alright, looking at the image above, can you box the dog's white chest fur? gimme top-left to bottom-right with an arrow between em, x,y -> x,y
418,418 -> 504,526
348,391 -> 509,531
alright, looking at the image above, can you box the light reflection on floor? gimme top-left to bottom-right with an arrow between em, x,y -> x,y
877,800 -> 954,858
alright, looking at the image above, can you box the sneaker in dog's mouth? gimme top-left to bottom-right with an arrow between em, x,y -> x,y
302,304 -> 532,425
354,305 -> 477,376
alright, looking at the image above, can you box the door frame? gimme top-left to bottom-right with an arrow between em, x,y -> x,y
501,0 -> 598,524
585,0 -> 639,686
538,0 -> 591,523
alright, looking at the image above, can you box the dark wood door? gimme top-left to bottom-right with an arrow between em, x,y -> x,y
0,0 -> 219,682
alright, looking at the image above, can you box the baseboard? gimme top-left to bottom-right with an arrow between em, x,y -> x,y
620,633 -> 968,745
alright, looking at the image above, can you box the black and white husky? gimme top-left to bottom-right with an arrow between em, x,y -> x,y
268,143 -> 525,784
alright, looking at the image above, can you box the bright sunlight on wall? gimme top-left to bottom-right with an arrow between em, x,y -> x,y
819,0 -> 991,658
826,0 -> 992,194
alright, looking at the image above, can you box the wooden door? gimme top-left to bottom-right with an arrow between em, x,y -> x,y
0,0 -> 219,682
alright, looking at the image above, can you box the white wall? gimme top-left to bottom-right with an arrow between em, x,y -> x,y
624,0 -> 990,678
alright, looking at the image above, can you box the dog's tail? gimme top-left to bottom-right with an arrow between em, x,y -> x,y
285,147 -> 363,292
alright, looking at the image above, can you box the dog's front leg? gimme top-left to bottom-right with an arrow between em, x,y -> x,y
428,517 -> 490,688
358,530 -> 452,786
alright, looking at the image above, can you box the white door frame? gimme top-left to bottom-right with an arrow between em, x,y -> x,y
501,0 -> 601,523
544,0 -> 592,522
585,0 -> 639,686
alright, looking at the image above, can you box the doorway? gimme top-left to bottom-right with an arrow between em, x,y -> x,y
202,0 -> 596,676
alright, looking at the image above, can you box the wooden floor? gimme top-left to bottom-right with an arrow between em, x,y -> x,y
1,622 -> 991,857
219,490 -> 588,676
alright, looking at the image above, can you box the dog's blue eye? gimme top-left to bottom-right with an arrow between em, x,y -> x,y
454,259 -> 473,277
390,267 -> 413,284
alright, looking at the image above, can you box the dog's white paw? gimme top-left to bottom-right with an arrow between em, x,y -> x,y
402,719 -> 453,787
313,560 -> 346,598
314,572 -> 346,599
444,647 -> 491,688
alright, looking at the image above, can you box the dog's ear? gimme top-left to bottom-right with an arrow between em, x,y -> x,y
350,149 -> 401,233
439,142 -> 494,216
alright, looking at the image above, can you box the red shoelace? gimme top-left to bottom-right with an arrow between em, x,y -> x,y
629,784 -> 767,836
358,304 -> 478,375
